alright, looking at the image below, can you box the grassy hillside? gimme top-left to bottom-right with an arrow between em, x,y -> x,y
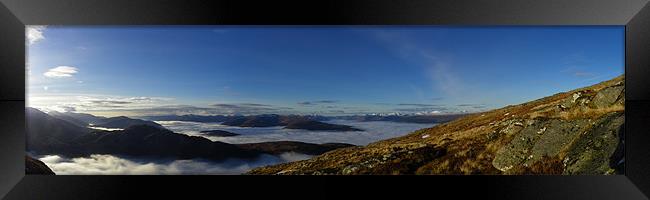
248,75 -> 625,175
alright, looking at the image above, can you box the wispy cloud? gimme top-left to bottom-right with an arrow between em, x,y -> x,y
297,100 -> 339,106
26,26 -> 46,45
89,100 -> 132,105
371,30 -> 464,98
560,53 -> 607,81
396,103 -> 441,107
29,94 -> 300,116
44,66 -> 78,78
573,71 -> 594,77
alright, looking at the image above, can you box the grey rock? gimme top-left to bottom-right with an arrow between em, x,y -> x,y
592,86 -> 623,108
563,113 -> 623,174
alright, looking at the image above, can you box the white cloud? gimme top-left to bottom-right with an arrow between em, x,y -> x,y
26,26 -> 46,45
44,66 -> 78,78
38,153 -> 312,175
371,30 -> 465,98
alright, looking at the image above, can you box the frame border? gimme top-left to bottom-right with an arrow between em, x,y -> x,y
1,0 -> 650,199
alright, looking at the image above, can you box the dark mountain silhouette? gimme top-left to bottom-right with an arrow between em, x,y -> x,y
26,108 -> 91,155
70,125 -> 259,160
93,116 -> 165,129
25,155 -> 55,175
49,111 -> 106,125
49,111 -> 164,129
199,130 -> 240,137
222,114 -> 282,127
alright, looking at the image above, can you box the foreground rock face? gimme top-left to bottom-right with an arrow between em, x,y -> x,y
247,75 -> 625,175
25,156 -> 55,175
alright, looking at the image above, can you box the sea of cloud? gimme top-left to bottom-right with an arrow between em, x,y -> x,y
157,120 -> 437,145
39,152 -> 312,175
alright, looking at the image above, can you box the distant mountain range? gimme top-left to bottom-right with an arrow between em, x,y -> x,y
138,112 -> 466,125
220,114 -> 363,131
141,114 -> 230,123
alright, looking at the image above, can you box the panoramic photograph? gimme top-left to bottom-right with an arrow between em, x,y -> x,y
25,26 -> 624,175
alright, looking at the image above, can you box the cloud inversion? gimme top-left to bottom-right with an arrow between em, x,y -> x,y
38,153 -> 313,175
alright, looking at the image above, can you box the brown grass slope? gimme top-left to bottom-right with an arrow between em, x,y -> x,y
247,75 -> 625,175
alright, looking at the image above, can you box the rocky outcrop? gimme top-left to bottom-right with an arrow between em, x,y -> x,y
247,75 -> 625,175
25,156 -> 54,175
491,113 -> 623,175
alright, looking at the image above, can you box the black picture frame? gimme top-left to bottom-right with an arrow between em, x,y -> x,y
1,0 -> 650,199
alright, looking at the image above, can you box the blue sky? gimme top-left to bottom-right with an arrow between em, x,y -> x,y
26,26 -> 624,117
